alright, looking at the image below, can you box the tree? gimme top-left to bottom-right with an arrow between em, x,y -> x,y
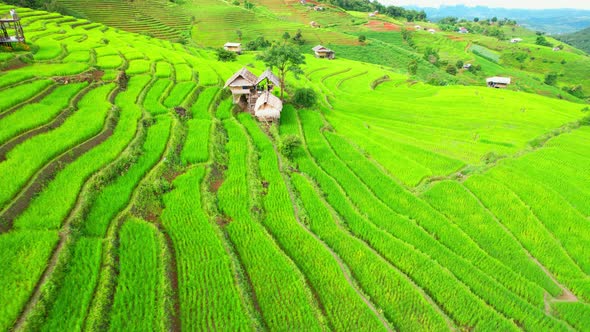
279,135 -> 302,158
408,60 -> 418,75
257,44 -> 306,100
216,48 -> 237,62
292,29 -> 305,45
236,29 -> 242,41
358,35 -> 366,43
293,88 -> 317,107
282,32 -> 291,44
456,60 -> 464,69
536,36 -> 553,47
473,17 -> 479,22
544,72 -> 558,86
491,16 -> 498,23
446,64 -> 457,75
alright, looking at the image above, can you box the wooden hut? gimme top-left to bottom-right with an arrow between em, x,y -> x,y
224,67 -> 258,104
256,68 -> 280,91
486,76 -> 511,88
0,9 -> 25,46
223,42 -> 242,54
254,91 -> 283,121
312,45 -> 335,59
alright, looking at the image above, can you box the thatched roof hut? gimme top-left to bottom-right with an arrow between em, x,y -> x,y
256,69 -> 280,89
254,91 -> 283,121
225,67 -> 258,103
312,45 -> 335,59
224,42 -> 242,54
486,76 -> 511,88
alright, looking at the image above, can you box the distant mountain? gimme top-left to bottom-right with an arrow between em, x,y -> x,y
557,27 -> 590,53
397,5 -> 590,34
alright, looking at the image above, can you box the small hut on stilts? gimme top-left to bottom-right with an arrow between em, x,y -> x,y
0,9 -> 25,46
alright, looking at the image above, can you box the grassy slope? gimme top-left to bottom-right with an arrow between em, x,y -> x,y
0,2 -> 589,332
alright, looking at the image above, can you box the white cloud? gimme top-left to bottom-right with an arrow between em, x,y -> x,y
381,0 -> 590,10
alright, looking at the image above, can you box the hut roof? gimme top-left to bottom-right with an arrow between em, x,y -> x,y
313,45 -> 331,52
486,76 -> 511,84
224,67 -> 258,88
256,69 -> 280,87
224,42 -> 241,47
254,91 -> 283,119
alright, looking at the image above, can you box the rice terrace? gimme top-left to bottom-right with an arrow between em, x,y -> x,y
0,0 -> 589,330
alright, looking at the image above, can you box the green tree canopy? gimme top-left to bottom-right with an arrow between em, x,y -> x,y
257,44 -> 306,100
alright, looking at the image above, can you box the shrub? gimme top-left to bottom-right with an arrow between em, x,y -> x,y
279,135 -> 302,158
446,64 -> 457,75
246,36 -> 270,51
216,48 -> 237,62
582,106 -> 589,112
358,35 -> 366,43
580,116 -> 590,126
293,88 -> 317,108
544,73 -> 557,86
408,60 -> 418,75
456,60 -> 464,69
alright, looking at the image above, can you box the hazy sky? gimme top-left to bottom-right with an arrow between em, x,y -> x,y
383,0 -> 590,10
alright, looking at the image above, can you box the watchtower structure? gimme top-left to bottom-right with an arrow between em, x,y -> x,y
0,9 -> 25,46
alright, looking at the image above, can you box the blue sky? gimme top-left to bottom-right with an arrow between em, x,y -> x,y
382,0 -> 590,10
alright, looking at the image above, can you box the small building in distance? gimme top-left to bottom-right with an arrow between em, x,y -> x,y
552,47 -> 561,52
414,25 -> 422,30
0,9 -> 25,45
486,76 -> 511,88
510,38 -> 523,43
224,42 -> 242,54
458,27 -> 469,34
310,21 -> 320,28
256,68 -> 281,91
428,28 -> 436,34
312,45 -> 335,59
463,63 -> 472,69
254,91 -> 283,121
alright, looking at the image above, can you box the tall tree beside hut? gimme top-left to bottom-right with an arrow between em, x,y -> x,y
257,44 -> 306,101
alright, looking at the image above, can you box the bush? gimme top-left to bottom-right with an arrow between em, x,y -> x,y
544,73 -> 557,86
446,64 -> 457,75
456,60 -> 464,69
216,48 -> 237,62
279,135 -> 302,158
408,60 -> 418,75
246,36 -> 270,50
358,35 -> 366,43
292,88 -> 317,108
580,116 -> 590,126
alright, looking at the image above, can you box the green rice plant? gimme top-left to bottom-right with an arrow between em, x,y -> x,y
13,76 -> 150,230
0,64 -> 89,88
217,118 -> 324,330
239,113 -> 388,331
288,171 -> 516,331
292,109 -> 568,330
0,83 -> 86,145
62,51 -> 91,63
0,80 -> 53,113
487,165 -> 590,274
0,230 -> 59,332
174,63 -> 194,81
181,119 -> 210,165
155,62 -> 172,78
464,175 -> 589,295
81,116 -> 171,237
0,84 -> 115,210
38,237 -> 102,331
215,99 -> 233,120
96,55 -> 124,69
33,38 -> 63,61
551,302 -> 590,331
303,110 -> 550,305
190,87 -> 218,119
144,79 -> 172,115
163,82 -> 196,108
421,180 -> 561,294
160,166 -> 251,330
109,218 -> 167,331
127,60 -> 152,75
470,44 -> 501,63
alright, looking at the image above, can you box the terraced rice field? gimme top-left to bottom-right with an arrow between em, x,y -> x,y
1,3 -> 589,332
